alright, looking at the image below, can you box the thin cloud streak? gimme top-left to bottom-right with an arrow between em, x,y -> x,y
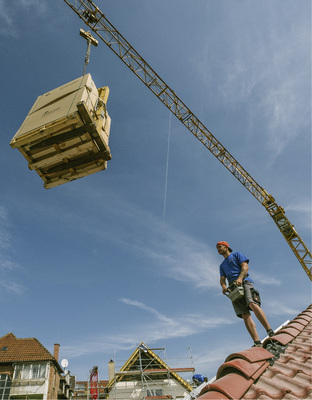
284,200 -> 312,232
120,298 -> 173,324
252,272 -> 281,286
0,206 -> 25,295
197,4 -> 310,162
62,300 -> 234,359
0,206 -> 12,250
39,187 -> 222,290
265,298 -> 308,318
0,0 -> 48,37
2,280 -> 24,295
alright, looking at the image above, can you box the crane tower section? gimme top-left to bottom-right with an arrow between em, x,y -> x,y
63,0 -> 311,280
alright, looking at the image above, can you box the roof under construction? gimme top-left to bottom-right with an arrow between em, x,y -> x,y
106,342 -> 194,393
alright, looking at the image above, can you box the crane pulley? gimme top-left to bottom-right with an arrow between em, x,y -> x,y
63,0 -> 312,280
79,28 -> 98,75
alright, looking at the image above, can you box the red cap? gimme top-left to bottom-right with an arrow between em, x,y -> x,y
216,241 -> 230,248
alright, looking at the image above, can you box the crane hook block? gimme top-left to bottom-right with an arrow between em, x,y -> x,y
10,74 -> 112,189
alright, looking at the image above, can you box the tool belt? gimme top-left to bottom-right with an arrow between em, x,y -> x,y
227,283 -> 245,302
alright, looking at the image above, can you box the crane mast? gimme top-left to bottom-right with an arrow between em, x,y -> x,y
63,0 -> 312,280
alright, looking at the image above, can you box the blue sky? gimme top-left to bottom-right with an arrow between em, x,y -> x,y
1,0 -> 311,382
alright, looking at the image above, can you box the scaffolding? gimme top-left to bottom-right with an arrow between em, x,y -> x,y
106,343 -> 195,399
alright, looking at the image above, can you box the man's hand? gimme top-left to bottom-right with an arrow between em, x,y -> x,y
235,278 -> 243,286
220,276 -> 229,295
222,285 -> 230,295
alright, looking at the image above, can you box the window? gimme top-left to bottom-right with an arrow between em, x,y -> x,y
32,364 -> 46,379
14,363 -> 47,380
0,374 -> 12,400
22,365 -> 31,380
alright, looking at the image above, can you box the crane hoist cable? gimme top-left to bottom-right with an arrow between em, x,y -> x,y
63,0 -> 312,281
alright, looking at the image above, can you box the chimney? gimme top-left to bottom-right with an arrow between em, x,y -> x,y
54,343 -> 60,362
108,359 -> 115,382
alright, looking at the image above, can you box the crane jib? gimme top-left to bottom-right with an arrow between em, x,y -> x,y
63,0 -> 312,280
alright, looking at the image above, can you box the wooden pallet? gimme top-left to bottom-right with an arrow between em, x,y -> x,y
10,93 -> 112,189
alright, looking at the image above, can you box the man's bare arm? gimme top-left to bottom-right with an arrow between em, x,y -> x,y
236,262 -> 249,286
220,275 -> 228,294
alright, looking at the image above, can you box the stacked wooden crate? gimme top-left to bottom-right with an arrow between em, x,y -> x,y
10,74 -> 112,189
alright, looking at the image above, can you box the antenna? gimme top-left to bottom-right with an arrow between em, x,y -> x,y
188,346 -> 195,372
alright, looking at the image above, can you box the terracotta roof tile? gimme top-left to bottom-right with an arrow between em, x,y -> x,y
287,321 -> 308,331
264,332 -> 295,346
197,390 -> 229,399
0,332 -> 57,364
197,304 -> 312,400
277,327 -> 301,338
297,311 -> 312,321
225,347 -> 273,363
292,317 -> 309,327
217,358 -> 268,381
208,373 -> 252,399
243,373 -> 311,399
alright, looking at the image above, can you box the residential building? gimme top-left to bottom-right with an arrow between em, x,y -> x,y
73,380 -> 108,399
0,333 -> 75,400
72,343 -> 195,400
105,343 -> 194,399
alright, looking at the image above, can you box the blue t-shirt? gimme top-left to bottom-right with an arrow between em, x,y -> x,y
219,251 -> 253,283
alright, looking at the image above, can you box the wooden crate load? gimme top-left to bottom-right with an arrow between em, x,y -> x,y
10,74 -> 112,189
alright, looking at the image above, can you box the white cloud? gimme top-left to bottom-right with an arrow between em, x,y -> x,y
252,272 -> 281,286
197,5 -> 310,161
0,206 -> 11,250
0,205 -> 24,295
284,200 -> 312,232
62,299 -> 234,359
51,187 -> 222,290
265,297 -> 306,317
0,0 -> 48,37
120,298 -> 173,324
136,228 -> 221,289
114,298 -> 235,356
286,201 -> 311,214
224,31 -> 310,159
3,280 -> 24,295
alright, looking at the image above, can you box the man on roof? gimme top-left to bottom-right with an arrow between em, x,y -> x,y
217,241 -> 274,347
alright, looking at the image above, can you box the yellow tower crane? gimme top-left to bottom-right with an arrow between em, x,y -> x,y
63,0 -> 311,280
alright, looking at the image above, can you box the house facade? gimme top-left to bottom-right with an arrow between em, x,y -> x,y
72,343 -> 194,400
105,343 -> 194,399
0,333 -> 74,400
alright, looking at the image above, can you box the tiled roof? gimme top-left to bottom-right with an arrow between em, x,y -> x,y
197,304 -> 312,400
0,333 -> 60,369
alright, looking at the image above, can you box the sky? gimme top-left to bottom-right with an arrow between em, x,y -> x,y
1,0 -> 311,384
